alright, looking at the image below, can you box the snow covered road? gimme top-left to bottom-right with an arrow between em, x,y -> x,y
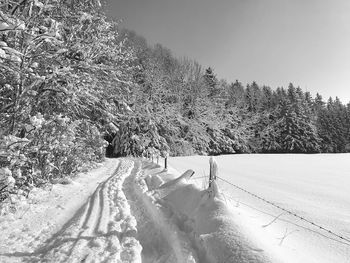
0,159 -> 201,263
0,159 -> 143,262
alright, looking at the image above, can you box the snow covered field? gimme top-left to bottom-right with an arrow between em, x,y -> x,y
169,154 -> 350,263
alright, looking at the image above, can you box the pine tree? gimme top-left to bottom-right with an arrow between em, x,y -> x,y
245,82 -> 263,112
226,80 -> 245,108
203,67 -> 219,99
261,86 -> 274,110
314,93 -> 325,113
269,84 -> 321,153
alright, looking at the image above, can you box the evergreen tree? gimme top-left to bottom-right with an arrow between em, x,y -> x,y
264,84 -> 321,153
203,67 -> 220,99
245,82 -> 262,112
261,86 -> 274,110
314,93 -> 325,113
226,80 -> 245,108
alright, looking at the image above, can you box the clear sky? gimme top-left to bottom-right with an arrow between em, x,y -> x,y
106,0 -> 350,103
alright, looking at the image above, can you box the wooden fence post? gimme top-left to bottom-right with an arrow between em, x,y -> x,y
165,155 -> 168,170
209,156 -> 218,188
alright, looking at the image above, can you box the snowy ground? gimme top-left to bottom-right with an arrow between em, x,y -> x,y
1,155 -> 348,263
169,154 -> 350,263
0,159 -> 127,262
0,157 -> 281,263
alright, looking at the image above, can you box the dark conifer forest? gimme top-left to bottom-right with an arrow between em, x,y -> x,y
1,1 -> 350,198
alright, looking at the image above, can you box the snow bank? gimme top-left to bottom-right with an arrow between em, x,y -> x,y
129,163 -> 198,262
149,168 -> 273,263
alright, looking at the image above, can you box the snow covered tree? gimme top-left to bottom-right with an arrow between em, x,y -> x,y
245,82 -> 263,112
0,0 -> 138,192
203,67 -> 220,99
276,84 -> 320,152
259,84 -> 320,153
226,80 -> 245,108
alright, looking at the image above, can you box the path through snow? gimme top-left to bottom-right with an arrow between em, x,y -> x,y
123,161 -> 198,263
0,159 -> 199,263
1,158 -> 276,263
0,159 -> 142,262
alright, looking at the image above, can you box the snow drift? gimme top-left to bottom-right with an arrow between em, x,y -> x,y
148,164 -> 274,263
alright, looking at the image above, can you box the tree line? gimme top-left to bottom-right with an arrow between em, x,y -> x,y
1,0 -> 349,202
116,29 -> 350,155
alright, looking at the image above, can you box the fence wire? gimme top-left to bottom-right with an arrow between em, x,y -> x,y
213,175 -> 350,247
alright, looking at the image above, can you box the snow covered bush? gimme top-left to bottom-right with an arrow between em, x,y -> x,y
0,114 -> 106,204
0,167 -> 15,203
168,139 -> 196,156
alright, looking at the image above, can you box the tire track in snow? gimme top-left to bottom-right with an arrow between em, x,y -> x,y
64,182 -> 104,262
6,159 -> 143,263
2,159 -> 199,263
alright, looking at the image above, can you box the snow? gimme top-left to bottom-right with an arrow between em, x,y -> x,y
169,154 -> 350,263
127,162 -> 198,262
0,159 -> 142,262
2,154 -> 348,263
161,179 -> 273,262
1,159 -> 200,263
